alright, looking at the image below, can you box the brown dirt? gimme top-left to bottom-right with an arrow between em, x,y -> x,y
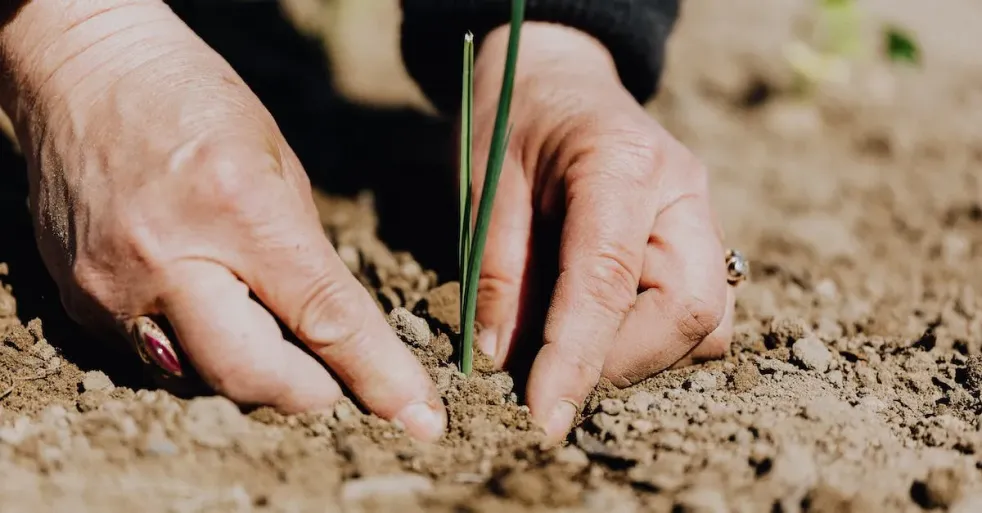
3,0 -> 982,511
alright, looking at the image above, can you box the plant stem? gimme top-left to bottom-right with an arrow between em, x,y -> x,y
460,0 -> 525,375
459,32 -> 474,320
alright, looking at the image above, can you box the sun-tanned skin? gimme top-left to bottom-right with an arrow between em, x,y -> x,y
0,0 -> 733,446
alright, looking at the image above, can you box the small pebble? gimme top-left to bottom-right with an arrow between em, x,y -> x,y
685,371 -> 717,393
31,341 -> 57,362
768,444 -> 817,505
630,419 -> 655,435
673,487 -> 729,513
916,467 -> 969,509
183,396 -> 248,449
599,398 -> 624,415
590,412 -> 622,436
399,260 -> 423,280
81,371 -> 115,393
486,373 -> 515,397
387,308 -> 431,348
756,357 -> 796,374
0,288 -> 15,317
814,279 -> 838,301
625,391 -> 655,413
858,396 -> 887,413
790,336 -> 832,372
341,474 -> 433,503
553,446 -> 590,468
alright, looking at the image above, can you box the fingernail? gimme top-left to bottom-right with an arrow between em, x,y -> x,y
542,400 -> 578,445
393,400 -> 446,442
477,329 -> 498,358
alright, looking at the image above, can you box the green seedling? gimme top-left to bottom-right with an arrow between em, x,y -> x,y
786,0 -> 921,95
458,0 -> 525,375
884,26 -> 920,66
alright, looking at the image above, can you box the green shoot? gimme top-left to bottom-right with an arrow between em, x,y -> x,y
459,32 -> 474,313
884,26 -> 921,66
458,0 -> 526,375
817,0 -> 861,57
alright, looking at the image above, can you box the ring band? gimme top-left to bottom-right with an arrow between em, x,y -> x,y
725,249 -> 749,286
123,316 -> 184,378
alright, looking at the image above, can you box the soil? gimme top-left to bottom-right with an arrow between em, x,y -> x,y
3,0 -> 982,511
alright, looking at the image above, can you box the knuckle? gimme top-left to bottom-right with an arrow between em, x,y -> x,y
69,261 -> 119,310
575,253 -> 640,317
672,292 -> 726,344
567,124 -> 662,191
477,269 -> 520,305
553,344 -> 605,386
185,138 -> 280,214
605,365 -> 645,389
294,273 -> 370,351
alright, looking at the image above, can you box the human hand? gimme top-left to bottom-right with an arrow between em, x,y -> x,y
470,23 -> 736,445
0,0 -> 445,440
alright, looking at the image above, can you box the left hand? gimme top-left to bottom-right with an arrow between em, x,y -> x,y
469,23 -> 736,445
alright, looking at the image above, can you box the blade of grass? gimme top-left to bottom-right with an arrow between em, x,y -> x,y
460,0 -> 526,375
459,32 -> 475,317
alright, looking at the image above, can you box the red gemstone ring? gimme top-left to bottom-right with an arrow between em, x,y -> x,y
124,316 -> 184,378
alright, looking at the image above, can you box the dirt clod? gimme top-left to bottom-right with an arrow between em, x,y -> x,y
387,307 -> 431,347
791,336 -> 833,372
685,371 -> 718,392
81,371 -> 114,393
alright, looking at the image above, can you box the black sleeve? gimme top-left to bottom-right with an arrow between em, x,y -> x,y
399,0 -> 679,115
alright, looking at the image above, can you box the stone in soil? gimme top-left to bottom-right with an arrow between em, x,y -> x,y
387,307 -> 431,347
790,336 -> 833,372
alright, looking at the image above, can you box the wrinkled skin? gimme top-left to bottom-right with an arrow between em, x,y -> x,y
472,24 -> 734,443
0,1 -> 733,446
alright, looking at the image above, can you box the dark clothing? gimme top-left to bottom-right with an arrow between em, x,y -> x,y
400,0 -> 679,114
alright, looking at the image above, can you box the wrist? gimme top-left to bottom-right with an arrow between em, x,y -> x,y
477,22 -> 620,90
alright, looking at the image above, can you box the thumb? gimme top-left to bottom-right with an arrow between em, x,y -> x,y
473,157 -> 534,366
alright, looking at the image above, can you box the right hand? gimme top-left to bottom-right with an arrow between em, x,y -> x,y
0,0 -> 446,441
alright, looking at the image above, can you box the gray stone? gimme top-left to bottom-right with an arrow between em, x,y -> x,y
685,371 -> 717,393
81,371 -> 114,393
791,336 -> 832,372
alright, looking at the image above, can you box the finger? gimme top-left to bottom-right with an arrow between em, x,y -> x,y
526,151 -> 658,445
472,154 -> 534,367
244,213 -> 446,442
603,194 -> 729,385
159,260 -> 343,410
669,285 -> 735,369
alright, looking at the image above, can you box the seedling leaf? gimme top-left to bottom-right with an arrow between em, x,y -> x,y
459,0 -> 525,375
885,26 -> 920,66
459,33 -> 474,312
